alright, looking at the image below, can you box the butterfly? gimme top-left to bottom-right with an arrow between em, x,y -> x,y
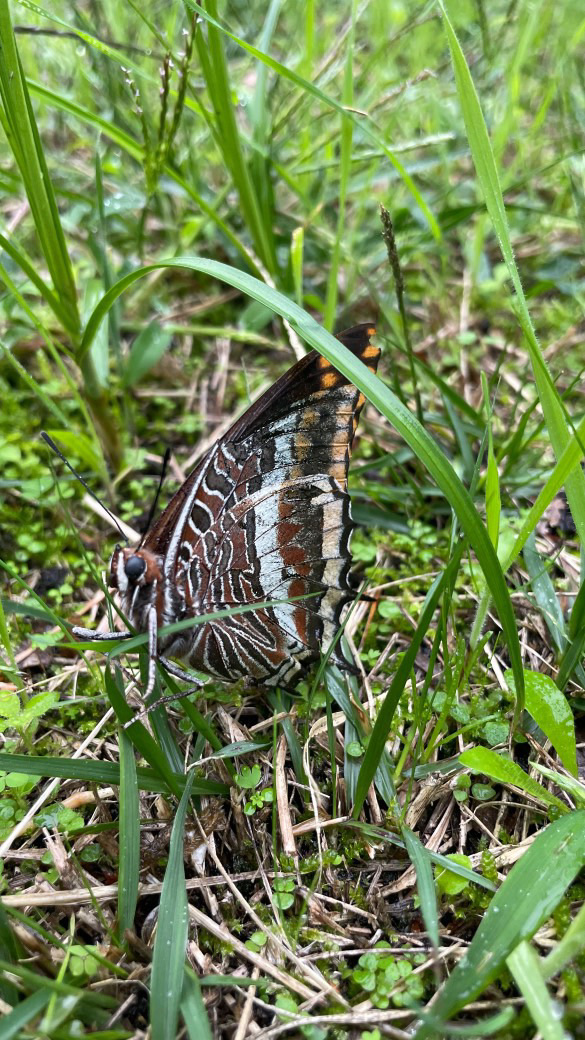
73,324 -> 380,696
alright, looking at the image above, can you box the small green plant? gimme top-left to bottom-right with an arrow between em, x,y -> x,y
243,786 -> 273,815
244,930 -> 268,954
347,942 -> 426,1009
234,763 -> 274,814
272,876 -> 295,911
66,945 -> 102,980
274,993 -> 326,1040
435,854 -> 473,897
234,764 -> 262,790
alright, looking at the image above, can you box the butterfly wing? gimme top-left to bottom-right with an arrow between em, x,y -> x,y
144,324 -> 380,685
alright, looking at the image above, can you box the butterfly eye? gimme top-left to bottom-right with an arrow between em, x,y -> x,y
124,555 -> 146,581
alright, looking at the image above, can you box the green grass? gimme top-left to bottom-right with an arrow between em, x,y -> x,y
1,1 -> 585,1037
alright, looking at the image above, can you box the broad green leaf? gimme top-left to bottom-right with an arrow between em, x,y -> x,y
435,853 -> 472,897
459,747 -> 567,813
414,811 -> 585,1036
507,670 -> 577,777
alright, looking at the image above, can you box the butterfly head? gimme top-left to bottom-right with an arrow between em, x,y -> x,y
108,545 -> 162,596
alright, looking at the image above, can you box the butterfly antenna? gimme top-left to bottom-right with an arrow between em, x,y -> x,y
138,447 -> 171,548
41,432 -> 129,544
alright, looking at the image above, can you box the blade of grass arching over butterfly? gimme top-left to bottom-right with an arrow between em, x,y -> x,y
79,255 -> 525,713
439,1 -> 585,553
194,0 -> 277,276
323,1 -> 355,330
0,0 -> 79,338
184,0 -> 440,241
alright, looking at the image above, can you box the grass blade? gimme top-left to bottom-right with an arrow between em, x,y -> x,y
507,941 -> 566,1040
542,901 -> 585,980
195,0 -> 277,274
0,988 -> 51,1040
117,728 -> 140,937
181,972 -> 213,1040
459,746 -> 567,814
150,771 -> 196,1040
0,751 -> 228,798
523,534 -> 566,653
401,825 -> 439,949
323,3 -> 354,329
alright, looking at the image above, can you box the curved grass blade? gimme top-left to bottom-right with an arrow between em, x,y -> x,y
78,255 -> 524,714
150,771 -> 196,1040
413,810 -> 585,1037
401,825 -> 439,949
0,751 -> 227,798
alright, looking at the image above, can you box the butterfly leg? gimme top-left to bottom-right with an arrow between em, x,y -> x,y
72,627 -> 133,641
123,610 -> 205,729
143,605 -> 159,703
158,657 -> 205,687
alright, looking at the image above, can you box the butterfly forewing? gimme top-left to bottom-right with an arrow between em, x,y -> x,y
136,324 -> 379,686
